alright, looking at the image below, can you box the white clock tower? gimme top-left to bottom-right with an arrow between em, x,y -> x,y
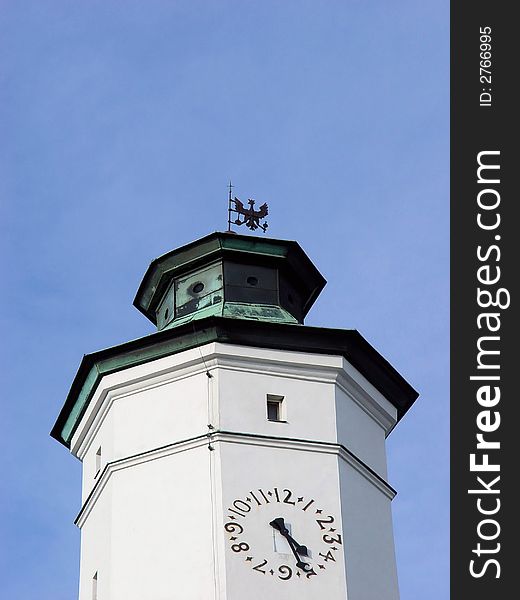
52,231 -> 418,600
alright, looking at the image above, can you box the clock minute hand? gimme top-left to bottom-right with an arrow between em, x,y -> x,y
269,518 -> 311,570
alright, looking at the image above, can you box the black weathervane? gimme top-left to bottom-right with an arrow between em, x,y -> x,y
227,181 -> 269,233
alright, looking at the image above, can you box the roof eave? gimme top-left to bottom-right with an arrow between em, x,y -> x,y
51,317 -> 418,449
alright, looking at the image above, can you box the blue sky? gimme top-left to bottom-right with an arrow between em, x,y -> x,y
1,1 -> 448,598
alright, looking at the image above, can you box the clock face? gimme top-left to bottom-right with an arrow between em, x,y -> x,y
224,485 -> 343,583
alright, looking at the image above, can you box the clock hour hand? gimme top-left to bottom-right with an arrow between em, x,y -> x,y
269,518 -> 311,570
269,518 -> 308,554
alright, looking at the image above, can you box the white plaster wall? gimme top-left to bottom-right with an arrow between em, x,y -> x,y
218,440 -> 348,600
81,411 -> 114,504
78,482 -> 112,600
72,342 -> 400,600
218,368 -> 337,442
80,446 -> 216,600
339,460 -> 400,600
78,362 -> 210,502
335,385 -> 389,479
70,346 -> 209,460
110,372 -> 209,459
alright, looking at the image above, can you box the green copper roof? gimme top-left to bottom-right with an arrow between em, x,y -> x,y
133,231 -> 326,328
163,301 -> 299,329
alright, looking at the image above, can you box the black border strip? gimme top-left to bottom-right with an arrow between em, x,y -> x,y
451,3 -> 516,595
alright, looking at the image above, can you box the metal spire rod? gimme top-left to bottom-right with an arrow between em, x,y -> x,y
227,180 -> 234,232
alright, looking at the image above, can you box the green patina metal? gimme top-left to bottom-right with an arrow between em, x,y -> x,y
59,302 -> 298,446
61,366 -> 101,443
133,231 -> 325,327
220,235 -> 287,256
132,233 -> 285,322
59,325 -> 219,445
162,301 -> 298,330
221,302 -> 297,323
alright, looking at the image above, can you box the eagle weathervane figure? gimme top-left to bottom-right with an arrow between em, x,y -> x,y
227,181 -> 269,233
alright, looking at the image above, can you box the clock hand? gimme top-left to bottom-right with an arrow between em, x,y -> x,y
285,535 -> 312,571
269,518 -> 308,555
286,534 -> 309,557
269,518 -> 312,571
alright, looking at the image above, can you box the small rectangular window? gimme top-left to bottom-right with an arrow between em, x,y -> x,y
95,447 -> 102,478
267,395 -> 284,422
92,572 -> 98,600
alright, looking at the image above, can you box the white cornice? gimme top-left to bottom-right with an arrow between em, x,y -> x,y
72,342 -> 397,459
72,354 -> 212,459
75,431 -> 396,528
